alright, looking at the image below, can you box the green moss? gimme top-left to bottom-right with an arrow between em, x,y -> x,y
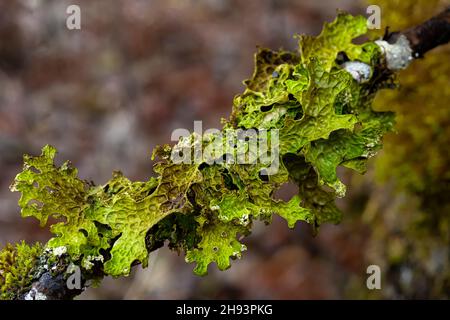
0,242 -> 44,300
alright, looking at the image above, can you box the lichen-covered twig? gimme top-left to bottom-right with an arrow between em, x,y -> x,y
390,6 -> 450,58
1,9 -> 449,300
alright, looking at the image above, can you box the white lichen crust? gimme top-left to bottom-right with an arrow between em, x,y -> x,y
375,35 -> 413,71
52,246 -> 67,257
341,61 -> 372,83
24,287 -> 47,300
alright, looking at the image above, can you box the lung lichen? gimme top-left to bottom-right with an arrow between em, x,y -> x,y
0,242 -> 44,300
2,13 -> 395,292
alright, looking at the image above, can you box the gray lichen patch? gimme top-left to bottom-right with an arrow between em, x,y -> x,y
375,35 -> 413,71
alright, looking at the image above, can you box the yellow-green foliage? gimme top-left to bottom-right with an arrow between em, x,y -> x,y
0,242 -> 43,300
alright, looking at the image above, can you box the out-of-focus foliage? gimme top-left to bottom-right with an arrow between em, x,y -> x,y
362,0 -> 450,298
0,241 -> 43,300
373,0 -> 450,201
4,13 -> 396,292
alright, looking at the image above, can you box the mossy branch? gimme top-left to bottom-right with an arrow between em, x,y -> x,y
1,9 -> 449,300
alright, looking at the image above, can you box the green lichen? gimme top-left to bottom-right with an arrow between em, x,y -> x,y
185,220 -> 249,276
0,242 -> 44,300
5,12 -> 395,283
10,145 -> 201,276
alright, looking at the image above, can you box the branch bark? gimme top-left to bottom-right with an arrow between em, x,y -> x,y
388,7 -> 450,58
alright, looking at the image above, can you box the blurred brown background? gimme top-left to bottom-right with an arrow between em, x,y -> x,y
0,0 -> 448,299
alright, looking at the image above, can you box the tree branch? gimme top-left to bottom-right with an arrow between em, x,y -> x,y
5,9 -> 450,300
390,7 -> 450,58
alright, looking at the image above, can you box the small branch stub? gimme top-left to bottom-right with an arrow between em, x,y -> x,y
375,35 -> 413,71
